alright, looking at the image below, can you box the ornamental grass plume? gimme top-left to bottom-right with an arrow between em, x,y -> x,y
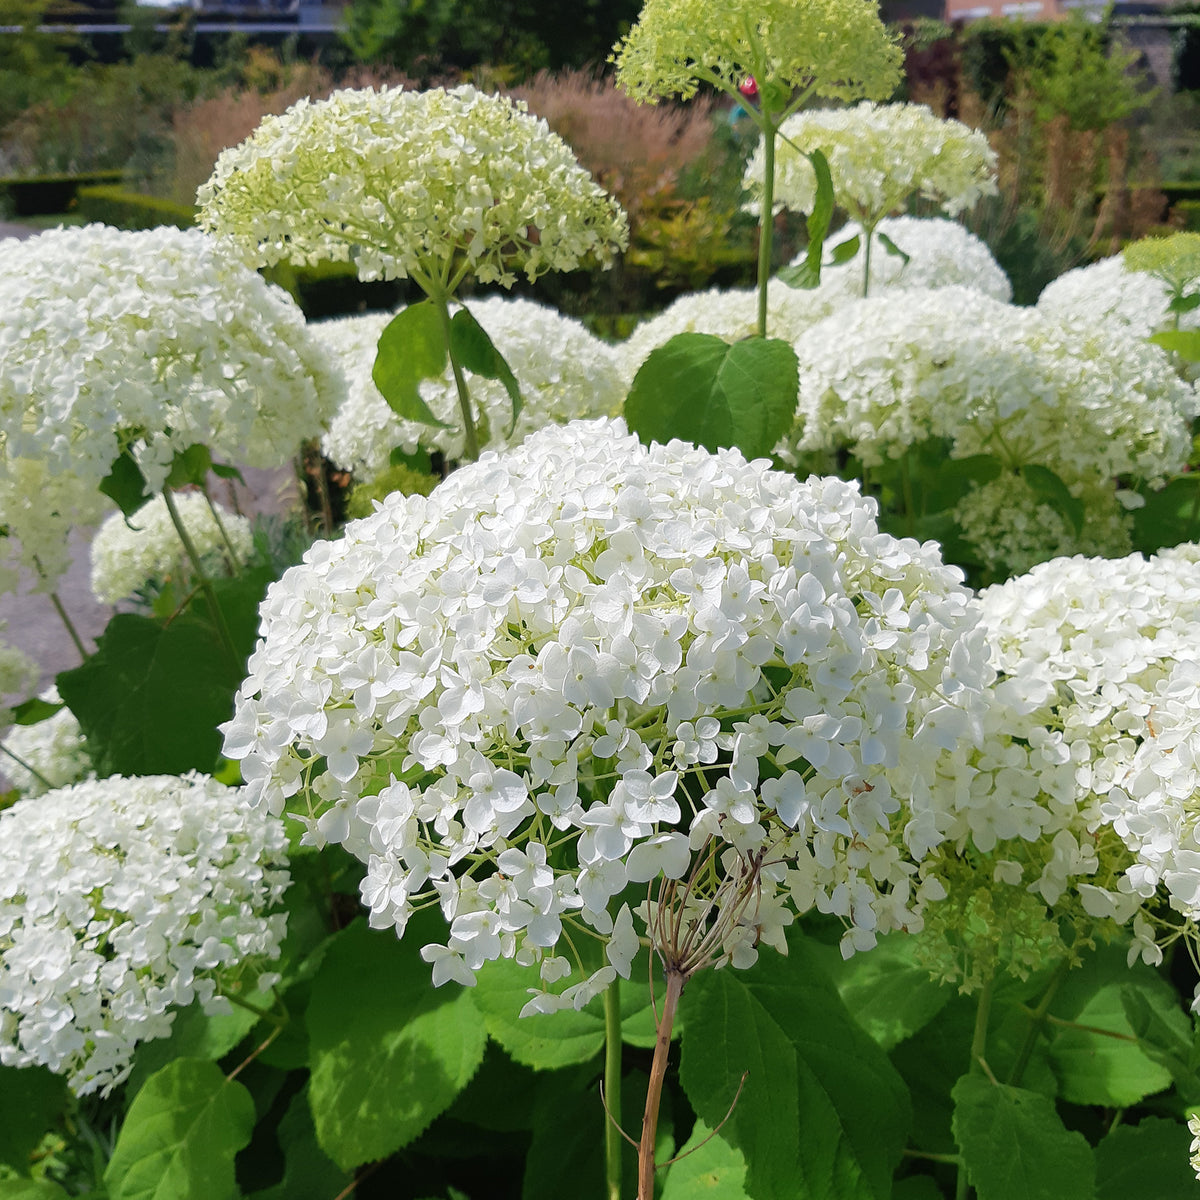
915,548 -> 1200,995
224,418 -> 992,1010
0,224 -> 343,592
197,84 -> 629,290
317,296 -> 627,479
90,492 -> 255,606
0,773 -> 289,1096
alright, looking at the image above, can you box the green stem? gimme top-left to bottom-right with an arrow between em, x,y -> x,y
161,485 -> 239,667
0,740 -> 55,791
604,979 -> 624,1200
1009,958 -> 1070,1087
48,590 -> 89,661
862,222 -> 875,299
433,293 -> 480,462
956,973 -> 994,1200
755,122 -> 778,340
900,450 -> 917,538
200,485 -> 244,572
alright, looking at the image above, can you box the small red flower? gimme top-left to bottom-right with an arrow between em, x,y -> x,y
739,76 -> 758,98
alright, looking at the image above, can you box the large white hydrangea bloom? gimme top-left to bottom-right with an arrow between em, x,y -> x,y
0,773 -> 289,1095
745,102 -> 997,224
198,85 -> 628,288
617,280 -> 838,388
920,549 -> 1200,990
0,224 -> 343,589
807,216 -> 1012,302
224,419 -> 991,1011
2,687 -> 90,797
1037,252 -> 1200,342
318,296 -> 627,477
90,491 -> 254,605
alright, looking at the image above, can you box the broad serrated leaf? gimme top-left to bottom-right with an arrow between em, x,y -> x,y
1120,984 -> 1200,1103
471,956 -> 662,1069
1150,328 -> 1200,361
10,696 -> 63,726
372,300 -> 452,428
1131,475 -> 1200,556
248,1086 -> 351,1200
625,333 -> 798,461
951,1074 -> 1095,1200
99,452 -> 150,518
0,1183 -> 71,1199
165,444 -> 214,489
0,1064 -> 68,1172
662,1122 -> 749,1199
891,1178 -> 944,1200
1095,1118 -> 1199,1200
104,1058 -> 255,1200
125,1002 -> 259,1099
924,453 -> 1003,514
1021,464 -> 1084,534
679,932 -> 910,1200
824,933 -> 953,1051
449,306 -> 523,434
306,917 -> 487,1170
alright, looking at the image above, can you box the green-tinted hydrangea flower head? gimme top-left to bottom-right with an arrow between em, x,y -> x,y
612,0 -> 902,109
747,102 -> 997,225
198,85 -> 629,288
1123,232 -> 1200,300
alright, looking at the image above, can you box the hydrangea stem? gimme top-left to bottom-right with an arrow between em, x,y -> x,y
161,485 -> 239,667
0,741 -> 54,791
1008,958 -> 1069,1088
956,972 -> 994,1200
604,979 -> 624,1200
48,590 -> 89,661
200,485 -> 244,573
434,293 -> 481,462
639,968 -> 686,1200
755,126 -> 777,340
861,223 -> 875,299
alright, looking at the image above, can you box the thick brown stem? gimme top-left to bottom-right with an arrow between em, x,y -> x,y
638,968 -> 686,1200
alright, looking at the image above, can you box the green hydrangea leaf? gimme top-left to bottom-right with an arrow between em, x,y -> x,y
877,231 -> 911,265
829,234 -> 862,265
0,1065 -> 68,1173
103,1058 -> 255,1200
662,1122 -> 749,1198
1020,464 -> 1084,534
0,1183 -> 71,1199
10,696 -> 64,726
124,1002 -> 259,1100
1131,475 -> 1200,556
679,931 -> 910,1200
1095,1118 -> 1198,1200
165,444 -> 214,490
99,452 -> 151,519
373,300 -> 452,428
449,305 -> 523,434
625,333 -> 799,461
1150,328 -> 1200,362
951,1073 -> 1095,1200
306,917 -> 487,1170
1121,984 -> 1200,1104
247,1086 -> 351,1200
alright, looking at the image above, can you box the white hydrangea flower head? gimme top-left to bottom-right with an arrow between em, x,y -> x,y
745,103 -> 998,225
782,285 -> 1197,489
953,475 -> 1132,580
0,225 -> 343,588
617,280 -> 838,388
198,85 -> 629,288
2,687 -> 90,797
918,548 -> 1200,989
89,491 -> 254,605
225,417 -> 992,1007
0,773 -> 289,1095
1190,1113 -> 1200,1180
804,216 -> 1012,302
1037,254 -> 1195,342
318,296 -> 627,478
0,634 -> 38,729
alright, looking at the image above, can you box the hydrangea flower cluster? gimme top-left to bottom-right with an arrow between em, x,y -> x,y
0,635 -> 39,727
317,296 -> 627,478
612,0 -> 902,108
90,492 -> 254,605
0,225 -> 342,588
781,284 -> 1195,572
747,103 -> 997,224
224,418 -> 992,1011
616,280 -> 839,388
806,216 -> 1012,303
916,549 -> 1200,991
0,773 -> 289,1095
1123,232 -> 1200,299
1038,253 -> 1200,344
198,86 -> 629,289
2,688 -> 90,797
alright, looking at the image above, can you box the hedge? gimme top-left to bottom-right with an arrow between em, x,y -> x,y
0,170 -> 125,217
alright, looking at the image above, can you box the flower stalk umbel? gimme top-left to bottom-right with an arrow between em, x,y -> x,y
613,0 -> 903,337
198,85 -> 628,461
